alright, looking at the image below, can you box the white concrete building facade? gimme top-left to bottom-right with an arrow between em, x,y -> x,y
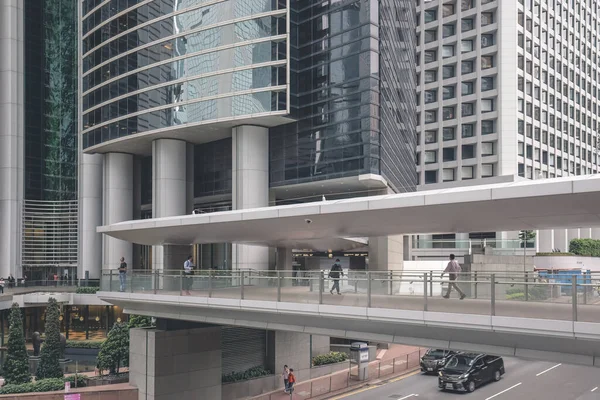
415,0 -> 600,253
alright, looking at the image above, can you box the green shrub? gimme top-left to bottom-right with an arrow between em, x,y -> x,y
222,366 -> 272,383
66,340 -> 105,349
312,351 -> 349,366
536,252 -> 575,257
4,303 -> 31,385
569,239 -> 600,257
97,322 -> 129,375
0,376 -> 82,394
64,374 -> 87,388
76,287 -> 100,294
505,285 -> 549,301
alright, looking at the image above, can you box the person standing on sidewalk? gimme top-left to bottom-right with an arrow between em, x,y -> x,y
118,257 -> 127,292
282,365 -> 290,393
441,254 -> 465,299
329,259 -> 344,295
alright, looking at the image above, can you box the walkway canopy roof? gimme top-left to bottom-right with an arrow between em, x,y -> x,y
98,175 -> 600,248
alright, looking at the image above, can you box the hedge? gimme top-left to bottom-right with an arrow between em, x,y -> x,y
66,340 -> 105,349
222,366 -> 271,383
569,239 -> 600,257
0,375 -> 86,394
536,252 -> 575,257
76,287 -> 100,294
312,351 -> 349,366
505,285 -> 549,301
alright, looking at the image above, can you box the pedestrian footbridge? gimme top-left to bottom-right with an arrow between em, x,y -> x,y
98,270 -> 600,367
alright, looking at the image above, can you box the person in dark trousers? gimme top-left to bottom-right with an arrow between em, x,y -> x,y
287,368 -> 296,393
118,257 -> 127,292
183,255 -> 194,295
441,254 -> 466,299
282,364 -> 290,393
329,259 -> 344,295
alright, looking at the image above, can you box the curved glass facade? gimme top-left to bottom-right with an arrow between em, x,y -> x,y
81,0 -> 289,150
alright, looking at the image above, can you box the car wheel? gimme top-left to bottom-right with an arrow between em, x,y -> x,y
494,370 -> 501,382
466,380 -> 476,393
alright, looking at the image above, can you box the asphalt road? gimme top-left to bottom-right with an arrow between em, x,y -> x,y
334,357 -> 600,400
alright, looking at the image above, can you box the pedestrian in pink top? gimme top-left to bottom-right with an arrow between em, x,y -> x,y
441,254 -> 466,299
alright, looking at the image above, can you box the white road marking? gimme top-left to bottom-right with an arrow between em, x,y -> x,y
536,363 -> 562,376
398,395 -> 418,400
485,382 -> 522,400
592,387 -> 598,392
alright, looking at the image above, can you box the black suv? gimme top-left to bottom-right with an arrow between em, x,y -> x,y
420,349 -> 456,374
438,353 -> 505,393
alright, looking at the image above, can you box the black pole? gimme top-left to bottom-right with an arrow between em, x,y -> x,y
65,307 -> 71,340
85,306 -> 90,340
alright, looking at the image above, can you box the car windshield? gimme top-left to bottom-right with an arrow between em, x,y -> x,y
426,350 -> 446,357
444,355 -> 476,372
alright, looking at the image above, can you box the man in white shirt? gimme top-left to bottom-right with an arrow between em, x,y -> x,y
441,254 -> 466,299
183,255 -> 194,295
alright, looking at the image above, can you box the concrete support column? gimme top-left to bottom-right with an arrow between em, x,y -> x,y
232,126 -> 269,270
368,235 -> 404,271
537,230 -> 553,253
152,139 -> 190,270
0,0 -> 24,278
80,154 -> 103,278
267,331 -> 330,382
103,153 -> 133,270
592,228 -> 600,240
553,229 -> 568,252
129,326 -> 221,400
276,247 -> 293,271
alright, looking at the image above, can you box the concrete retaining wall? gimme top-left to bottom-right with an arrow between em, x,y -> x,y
0,385 -> 137,400
222,361 -> 349,399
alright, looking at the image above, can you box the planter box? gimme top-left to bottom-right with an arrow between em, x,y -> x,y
222,361 -> 350,399
85,373 -> 129,387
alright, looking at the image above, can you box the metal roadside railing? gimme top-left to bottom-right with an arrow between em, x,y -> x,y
249,348 -> 426,400
0,279 -> 100,295
100,269 -> 600,323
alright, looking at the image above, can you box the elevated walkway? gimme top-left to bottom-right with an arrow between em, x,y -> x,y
98,270 -> 600,367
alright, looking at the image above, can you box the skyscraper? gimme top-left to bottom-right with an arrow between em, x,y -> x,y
78,0 -> 417,277
415,0 -> 600,251
0,0 -> 79,280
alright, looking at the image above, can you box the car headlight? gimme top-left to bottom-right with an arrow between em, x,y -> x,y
458,373 -> 469,380
438,371 -> 443,377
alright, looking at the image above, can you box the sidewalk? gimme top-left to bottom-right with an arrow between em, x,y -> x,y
250,345 -> 425,400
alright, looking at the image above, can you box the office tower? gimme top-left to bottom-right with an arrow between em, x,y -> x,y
0,0 -> 79,279
415,0 -> 600,252
78,0 -> 417,276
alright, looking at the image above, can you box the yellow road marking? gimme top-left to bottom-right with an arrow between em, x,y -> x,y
328,370 -> 421,399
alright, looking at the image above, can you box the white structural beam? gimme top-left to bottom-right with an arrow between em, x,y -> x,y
98,175 -> 600,248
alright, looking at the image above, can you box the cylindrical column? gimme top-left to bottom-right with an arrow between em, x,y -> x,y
592,228 -> 600,240
103,153 -> 133,271
152,139 -> 189,270
553,229 -> 568,252
567,229 -> 580,252
0,0 -> 24,279
80,154 -> 103,278
537,230 -> 553,253
231,126 -> 269,270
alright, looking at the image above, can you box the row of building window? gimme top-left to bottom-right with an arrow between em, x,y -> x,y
422,164 -> 495,184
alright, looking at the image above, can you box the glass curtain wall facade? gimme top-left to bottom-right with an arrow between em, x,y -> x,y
81,0 -> 289,149
269,0 -> 416,192
23,0 -> 79,280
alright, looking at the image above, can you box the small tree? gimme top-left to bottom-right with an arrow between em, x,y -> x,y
36,298 -> 63,379
519,230 -> 536,248
4,303 -> 31,385
128,315 -> 153,329
97,322 -> 129,375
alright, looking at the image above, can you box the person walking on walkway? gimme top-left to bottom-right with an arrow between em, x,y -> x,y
329,259 -> 344,295
282,364 -> 290,393
441,254 -> 465,299
287,368 -> 296,394
118,257 -> 127,292
183,255 -> 194,295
